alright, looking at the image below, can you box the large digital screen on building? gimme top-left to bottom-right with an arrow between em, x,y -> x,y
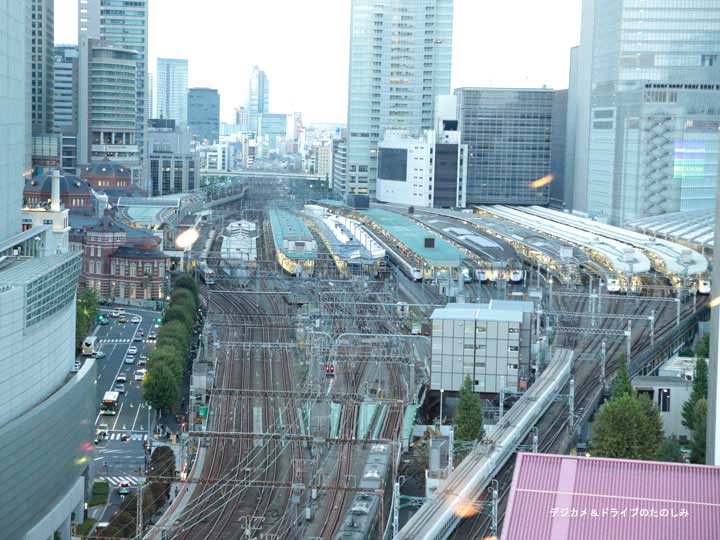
378,148 -> 407,181
674,141 -> 706,180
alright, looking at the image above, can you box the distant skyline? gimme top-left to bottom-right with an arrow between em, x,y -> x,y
55,0 -> 581,125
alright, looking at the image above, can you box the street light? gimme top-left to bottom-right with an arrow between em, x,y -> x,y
175,228 -> 200,272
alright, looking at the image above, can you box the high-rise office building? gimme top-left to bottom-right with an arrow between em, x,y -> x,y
570,0 -> 720,224
248,66 -> 269,135
78,38 -> 141,168
1,3 -> 95,538
455,88 -> 554,205
147,71 -> 154,118
31,0 -> 54,134
188,87 -> 220,143
78,0 -> 148,165
234,106 -> 249,131
710,190 -> 720,465
550,90 -> 569,208
156,58 -> 188,124
145,119 -> 198,196
53,45 -> 79,132
340,0 -> 453,202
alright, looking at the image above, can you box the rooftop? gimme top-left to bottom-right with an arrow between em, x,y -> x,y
628,209 -> 715,252
112,245 -> 167,260
78,161 -> 132,178
0,252 -> 80,286
24,173 -> 92,195
359,208 -> 463,267
502,453 -> 720,540
268,209 -> 316,260
430,301 -> 532,323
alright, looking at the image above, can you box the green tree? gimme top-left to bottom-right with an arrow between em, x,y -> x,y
682,357 -> 708,430
171,287 -> 197,310
656,437 -> 684,463
690,398 -> 707,464
75,288 -> 100,351
612,358 -> 634,399
148,347 -> 184,381
174,274 -> 199,304
453,376 -> 484,441
143,363 -> 180,411
164,304 -> 194,331
590,393 -> 663,460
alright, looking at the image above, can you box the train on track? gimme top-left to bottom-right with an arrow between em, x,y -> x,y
334,443 -> 392,540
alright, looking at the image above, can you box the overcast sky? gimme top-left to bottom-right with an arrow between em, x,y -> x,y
55,0 -> 581,125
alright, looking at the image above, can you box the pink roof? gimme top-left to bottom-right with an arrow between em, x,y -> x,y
501,453 -> 720,540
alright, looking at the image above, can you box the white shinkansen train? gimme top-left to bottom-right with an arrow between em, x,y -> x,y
509,268 -> 524,283
698,279 -> 711,295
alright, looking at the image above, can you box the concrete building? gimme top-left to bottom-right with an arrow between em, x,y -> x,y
343,0 -> 453,200
455,87 -> 554,205
315,141 -> 332,179
188,87 -> 220,143
1,7 -> 96,537
234,106 -> 249,132
376,96 -> 467,208
332,134 -> 347,194
632,355 -> 695,443
78,38 -> 141,176
145,119 -> 198,196
31,0 -> 54,134
570,0 -> 720,224
24,171 -> 95,216
248,66 -> 269,135
430,301 -> 535,394
258,112 -> 289,147
156,58 -> 188,125
78,0 -> 149,163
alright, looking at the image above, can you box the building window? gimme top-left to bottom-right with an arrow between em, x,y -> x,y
129,262 -> 136,277
658,388 -> 671,412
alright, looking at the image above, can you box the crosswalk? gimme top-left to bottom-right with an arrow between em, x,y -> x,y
99,475 -> 145,486
100,338 -> 149,344
107,432 -> 148,441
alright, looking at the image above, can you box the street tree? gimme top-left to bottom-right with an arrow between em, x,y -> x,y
454,376 -> 484,441
148,347 -> 183,381
590,393 -> 663,460
171,287 -> 197,310
690,398 -> 707,464
682,356 -> 708,430
164,304 -> 194,331
143,363 -> 180,411
174,274 -> 199,304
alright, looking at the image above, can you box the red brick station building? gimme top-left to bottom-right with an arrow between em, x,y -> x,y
79,214 -> 170,302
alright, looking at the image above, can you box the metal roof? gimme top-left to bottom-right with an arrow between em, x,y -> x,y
628,209 -> 715,251
430,301 -> 526,323
502,452 -> 720,540
268,208 -> 316,260
312,214 -> 384,264
520,206 -> 708,276
0,252 -> 80,285
359,208 -> 463,267
479,206 -> 651,275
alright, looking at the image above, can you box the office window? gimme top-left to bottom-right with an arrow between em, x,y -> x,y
658,388 -> 671,412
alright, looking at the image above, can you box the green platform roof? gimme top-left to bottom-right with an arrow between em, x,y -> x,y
359,208 -> 463,267
268,208 -> 316,260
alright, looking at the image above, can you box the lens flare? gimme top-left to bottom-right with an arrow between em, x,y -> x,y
452,498 -> 480,518
175,227 -> 200,249
710,296 -> 720,308
529,174 -> 554,189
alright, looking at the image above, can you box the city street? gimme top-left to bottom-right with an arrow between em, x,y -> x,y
90,307 -> 160,490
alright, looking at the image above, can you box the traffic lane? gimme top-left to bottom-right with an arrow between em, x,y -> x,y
113,336 -> 152,431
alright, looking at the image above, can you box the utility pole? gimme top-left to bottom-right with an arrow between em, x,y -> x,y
600,340 -> 607,392
393,481 -> 400,538
568,377 -> 575,433
136,483 -> 144,538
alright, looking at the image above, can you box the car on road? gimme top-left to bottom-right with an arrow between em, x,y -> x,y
115,383 -> 126,394
128,346 -> 138,355
93,351 -> 106,359
118,316 -> 128,323
137,358 -> 146,367
116,374 -> 127,384
137,329 -> 145,337
125,355 -> 135,364
71,360 -> 81,373
120,433 -> 132,442
110,310 -> 120,318
134,369 -> 147,381
99,318 -> 110,325
117,485 -> 131,496
134,335 -> 143,342
96,424 -> 109,439
147,331 -> 157,341
131,316 -> 141,324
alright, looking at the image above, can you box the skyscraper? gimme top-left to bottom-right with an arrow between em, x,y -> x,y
78,38 -> 141,167
248,66 -> 269,135
570,0 -> 720,224
1,3 -> 95,537
156,58 -> 189,124
53,45 -> 79,132
78,0 -> 148,166
31,0 -> 54,134
188,87 -> 220,143
341,0 -> 453,201
710,191 -> 720,465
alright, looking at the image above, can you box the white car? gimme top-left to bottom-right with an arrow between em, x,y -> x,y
110,310 -> 120,318
131,316 -> 141,324
71,360 -> 81,373
134,369 -> 147,382
128,346 -> 138,355
125,355 -> 135,364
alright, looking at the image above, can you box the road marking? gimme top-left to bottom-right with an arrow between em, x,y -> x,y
131,402 -> 144,431
111,404 -> 124,430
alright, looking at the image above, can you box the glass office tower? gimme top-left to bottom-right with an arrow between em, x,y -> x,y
573,0 -> 720,224
156,58 -> 189,125
342,0 -> 453,201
